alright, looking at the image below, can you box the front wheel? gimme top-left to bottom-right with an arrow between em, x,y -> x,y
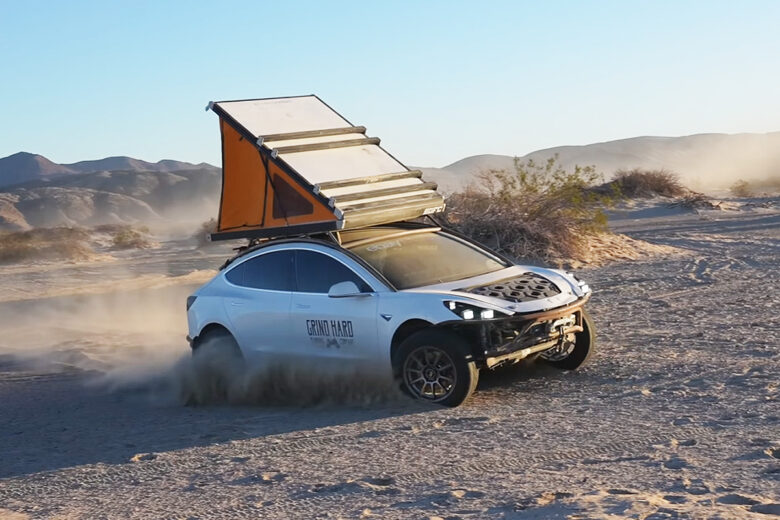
541,309 -> 596,370
396,330 -> 479,407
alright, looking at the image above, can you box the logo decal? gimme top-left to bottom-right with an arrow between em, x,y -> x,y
306,319 -> 355,348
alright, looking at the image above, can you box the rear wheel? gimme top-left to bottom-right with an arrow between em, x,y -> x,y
541,309 -> 596,370
396,330 -> 479,407
188,327 -> 244,404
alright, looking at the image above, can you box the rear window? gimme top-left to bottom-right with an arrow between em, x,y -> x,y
225,250 -> 294,291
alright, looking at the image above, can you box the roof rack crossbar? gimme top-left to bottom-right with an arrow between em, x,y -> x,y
341,201 -> 445,229
339,192 -> 444,214
210,220 -> 341,241
330,181 -> 438,205
274,137 -> 380,155
316,170 -> 423,192
261,126 -> 366,142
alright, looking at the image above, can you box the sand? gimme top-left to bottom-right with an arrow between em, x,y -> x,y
0,199 -> 778,519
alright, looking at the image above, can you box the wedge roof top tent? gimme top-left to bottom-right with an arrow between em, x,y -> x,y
206,95 -> 446,241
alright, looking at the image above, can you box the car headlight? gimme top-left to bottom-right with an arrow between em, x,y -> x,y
444,301 -> 503,320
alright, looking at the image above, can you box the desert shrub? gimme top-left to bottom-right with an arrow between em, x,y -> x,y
109,226 -> 154,249
443,155 -> 615,263
90,224 -> 154,250
599,168 -> 686,198
730,180 -> 752,197
666,192 -> 720,210
0,227 -> 93,263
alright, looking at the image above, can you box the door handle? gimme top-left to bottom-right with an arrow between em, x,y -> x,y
230,301 -> 244,306
295,303 -> 311,309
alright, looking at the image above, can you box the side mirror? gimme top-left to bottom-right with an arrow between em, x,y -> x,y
328,281 -> 365,298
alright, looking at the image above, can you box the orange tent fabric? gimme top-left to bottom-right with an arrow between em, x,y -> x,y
218,119 -> 336,233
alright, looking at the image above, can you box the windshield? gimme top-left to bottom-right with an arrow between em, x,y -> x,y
348,231 -> 507,289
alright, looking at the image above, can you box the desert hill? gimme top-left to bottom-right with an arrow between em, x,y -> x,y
0,153 -> 77,188
0,167 -> 221,231
420,132 -> 780,193
0,152 -> 221,230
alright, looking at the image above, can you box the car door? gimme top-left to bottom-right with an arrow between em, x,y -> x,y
290,249 -> 379,362
222,250 -> 294,361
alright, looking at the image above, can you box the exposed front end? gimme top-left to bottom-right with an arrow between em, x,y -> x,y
427,268 -> 593,369
477,296 -> 590,368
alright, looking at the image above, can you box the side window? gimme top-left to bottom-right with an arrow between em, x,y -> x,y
295,250 -> 371,293
226,251 -> 294,291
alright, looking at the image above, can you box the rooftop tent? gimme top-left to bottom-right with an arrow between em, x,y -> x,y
207,95 -> 445,241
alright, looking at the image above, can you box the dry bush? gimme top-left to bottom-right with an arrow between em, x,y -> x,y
0,227 -> 94,264
598,168 -> 686,198
444,156 -> 614,263
730,180 -> 753,197
666,192 -> 720,210
110,226 -> 154,250
91,224 -> 155,249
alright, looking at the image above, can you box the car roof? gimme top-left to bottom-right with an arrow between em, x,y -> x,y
219,231 -> 401,291
221,222 -> 439,266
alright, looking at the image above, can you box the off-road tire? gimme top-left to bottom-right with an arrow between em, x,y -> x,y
192,327 -> 243,360
188,327 -> 244,404
395,329 -> 479,407
543,309 -> 596,370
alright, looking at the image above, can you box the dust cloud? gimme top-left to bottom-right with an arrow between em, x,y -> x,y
0,281 -> 191,392
177,343 -> 402,407
0,276 -> 402,407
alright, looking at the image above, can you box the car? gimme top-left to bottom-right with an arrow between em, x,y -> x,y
186,221 -> 594,407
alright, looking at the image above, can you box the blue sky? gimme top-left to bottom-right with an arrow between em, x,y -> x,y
1,0 -> 778,167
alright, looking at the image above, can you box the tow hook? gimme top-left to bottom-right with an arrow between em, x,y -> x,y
557,325 -> 567,346
538,322 -> 576,362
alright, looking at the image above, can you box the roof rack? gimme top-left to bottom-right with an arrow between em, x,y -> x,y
206,95 -> 445,241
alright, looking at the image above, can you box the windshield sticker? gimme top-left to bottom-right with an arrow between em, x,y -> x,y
306,319 -> 354,348
365,240 -> 402,252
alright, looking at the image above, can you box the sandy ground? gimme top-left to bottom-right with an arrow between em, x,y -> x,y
0,200 -> 778,519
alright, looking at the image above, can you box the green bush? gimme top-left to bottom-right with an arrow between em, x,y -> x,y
444,155 -> 615,263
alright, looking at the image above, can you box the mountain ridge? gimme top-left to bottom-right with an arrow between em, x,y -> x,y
0,152 -> 217,189
2,131 -> 779,231
422,131 -> 780,192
